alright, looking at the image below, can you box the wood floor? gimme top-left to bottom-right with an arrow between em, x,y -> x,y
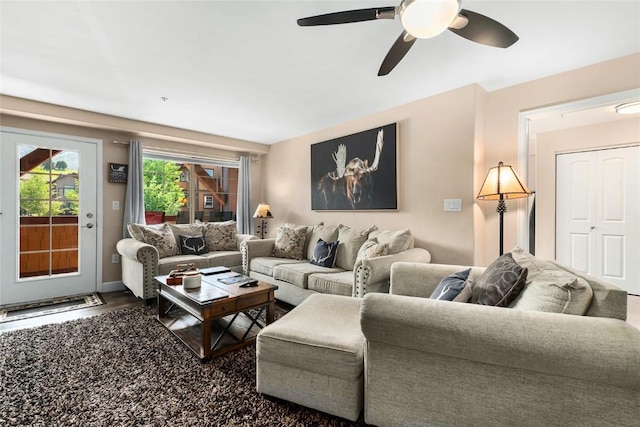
1,291 -> 639,334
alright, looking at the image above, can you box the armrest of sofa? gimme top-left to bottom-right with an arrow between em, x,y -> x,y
116,238 -> 159,269
116,238 -> 159,300
389,262 -> 485,299
361,293 -> 640,389
236,233 -> 258,249
353,248 -> 431,297
241,238 -> 276,274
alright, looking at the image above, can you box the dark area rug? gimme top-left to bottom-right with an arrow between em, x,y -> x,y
0,306 -> 366,426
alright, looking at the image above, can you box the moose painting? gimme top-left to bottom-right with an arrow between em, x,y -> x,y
311,123 -> 397,211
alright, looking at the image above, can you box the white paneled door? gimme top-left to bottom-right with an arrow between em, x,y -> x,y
0,128 -> 99,305
556,146 -> 640,295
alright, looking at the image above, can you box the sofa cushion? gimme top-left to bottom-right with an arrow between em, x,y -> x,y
470,253 -> 528,307
202,221 -> 237,251
274,263 -> 344,289
177,235 -> 207,255
273,225 -> 307,260
250,257 -> 306,277
356,237 -> 389,263
430,269 -> 471,301
138,223 -> 180,259
509,247 -> 593,315
308,271 -> 354,296
306,224 -> 340,260
201,251 -> 243,269
368,228 -> 413,254
309,239 -> 339,268
335,225 -> 373,270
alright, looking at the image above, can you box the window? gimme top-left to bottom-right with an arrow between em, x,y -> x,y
142,157 -> 238,223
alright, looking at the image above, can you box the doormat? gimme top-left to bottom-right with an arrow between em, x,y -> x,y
0,293 -> 105,323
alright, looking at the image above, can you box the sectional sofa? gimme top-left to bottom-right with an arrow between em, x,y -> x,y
242,223 -> 431,305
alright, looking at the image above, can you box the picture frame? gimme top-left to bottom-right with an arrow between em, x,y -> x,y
311,123 -> 398,211
108,163 -> 128,183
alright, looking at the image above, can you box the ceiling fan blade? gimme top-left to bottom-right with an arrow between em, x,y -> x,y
449,9 -> 519,48
297,7 -> 396,26
378,31 -> 417,76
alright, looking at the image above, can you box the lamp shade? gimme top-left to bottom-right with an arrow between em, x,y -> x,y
477,162 -> 531,200
253,203 -> 273,218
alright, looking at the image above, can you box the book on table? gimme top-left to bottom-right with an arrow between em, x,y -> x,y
217,275 -> 258,286
181,283 -> 229,304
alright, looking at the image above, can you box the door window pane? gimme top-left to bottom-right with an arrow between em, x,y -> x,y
18,146 -> 79,278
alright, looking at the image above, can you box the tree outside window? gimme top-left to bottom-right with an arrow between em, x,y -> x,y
142,159 -> 185,215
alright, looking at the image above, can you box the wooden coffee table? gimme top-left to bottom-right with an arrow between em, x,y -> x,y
155,273 -> 277,360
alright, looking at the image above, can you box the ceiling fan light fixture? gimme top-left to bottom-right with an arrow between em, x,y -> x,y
400,0 -> 460,39
615,101 -> 640,115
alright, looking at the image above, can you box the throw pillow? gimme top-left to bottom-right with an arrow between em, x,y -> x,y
470,253 -> 528,307
430,269 -> 471,301
169,223 -> 204,247
356,237 -> 389,263
309,239 -> 339,268
306,224 -> 339,260
138,223 -> 179,259
285,222 -> 322,258
127,222 -> 156,242
509,247 -> 593,315
202,221 -> 237,251
178,234 -> 207,255
272,225 -> 307,260
335,224 -> 374,270
368,227 -> 413,254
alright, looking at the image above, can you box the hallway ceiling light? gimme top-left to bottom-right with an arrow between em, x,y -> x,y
615,101 -> 640,114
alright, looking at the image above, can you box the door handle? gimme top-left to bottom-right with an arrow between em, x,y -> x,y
82,223 -> 94,229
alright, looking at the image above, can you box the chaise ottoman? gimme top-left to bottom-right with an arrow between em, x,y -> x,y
256,293 -> 364,421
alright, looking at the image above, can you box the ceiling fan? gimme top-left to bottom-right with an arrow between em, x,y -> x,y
297,0 -> 519,76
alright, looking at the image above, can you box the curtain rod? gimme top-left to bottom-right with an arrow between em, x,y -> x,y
112,140 -> 129,145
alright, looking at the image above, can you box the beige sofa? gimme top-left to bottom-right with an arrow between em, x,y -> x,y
116,221 -> 256,302
361,260 -> 640,426
242,223 -> 431,306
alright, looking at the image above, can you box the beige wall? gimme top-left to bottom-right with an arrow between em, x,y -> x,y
483,53 -> 640,264
535,119 -> 640,259
264,53 -> 640,266
1,53 -> 638,286
263,84 -> 484,265
0,113 -> 265,285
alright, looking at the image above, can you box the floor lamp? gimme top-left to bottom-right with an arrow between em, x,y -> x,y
253,203 -> 273,239
477,162 -> 532,256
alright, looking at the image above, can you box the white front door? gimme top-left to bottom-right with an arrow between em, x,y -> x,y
0,127 -> 100,305
556,146 -> 640,295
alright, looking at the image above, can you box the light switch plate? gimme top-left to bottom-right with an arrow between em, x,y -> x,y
112,201 -> 120,210
444,199 -> 462,212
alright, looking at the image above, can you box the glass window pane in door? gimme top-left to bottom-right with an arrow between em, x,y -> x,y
18,146 -> 79,278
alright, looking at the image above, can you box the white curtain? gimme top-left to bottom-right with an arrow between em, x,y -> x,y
237,155 -> 252,234
122,140 -> 145,237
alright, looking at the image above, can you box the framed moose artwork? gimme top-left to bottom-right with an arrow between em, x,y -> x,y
311,123 -> 398,211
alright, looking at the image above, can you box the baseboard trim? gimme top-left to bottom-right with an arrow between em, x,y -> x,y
101,281 -> 126,293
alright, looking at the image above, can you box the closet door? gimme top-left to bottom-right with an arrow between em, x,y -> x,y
556,146 -> 639,295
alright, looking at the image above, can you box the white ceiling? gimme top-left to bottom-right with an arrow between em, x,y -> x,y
1,1 -> 639,145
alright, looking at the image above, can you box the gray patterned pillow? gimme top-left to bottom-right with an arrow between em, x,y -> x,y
356,238 -> 389,263
471,253 -> 528,307
272,225 -> 307,260
202,221 -> 237,251
139,223 -> 179,259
